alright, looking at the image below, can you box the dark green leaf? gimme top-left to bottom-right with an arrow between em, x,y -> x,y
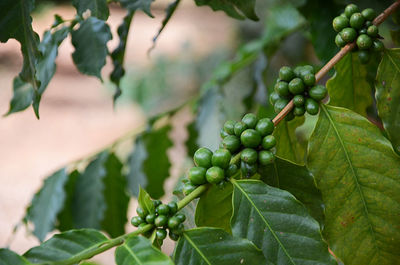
24,229 -> 109,263
127,137 -> 148,197
110,11 -> 134,101
115,236 -> 173,265
195,183 -> 232,233
138,186 -> 155,214
273,117 -> 306,165
25,169 -> 69,242
6,77 -> 35,115
307,104 -> 400,265
72,152 -> 108,229
71,17 -> 112,79
56,170 -> 80,232
0,249 -> 31,265
193,0 -> 258,21
376,48 -> 400,154
173,228 -> 266,265
117,0 -> 155,17
101,153 -> 130,238
327,53 -> 375,117
259,156 -> 324,225
185,119 -> 199,158
73,0 -> 109,20
231,179 -> 336,265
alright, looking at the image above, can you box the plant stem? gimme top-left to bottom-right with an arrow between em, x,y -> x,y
177,184 -> 208,210
272,0 -> 400,126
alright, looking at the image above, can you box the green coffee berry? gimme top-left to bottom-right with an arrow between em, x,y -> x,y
302,65 -> 315,74
234,122 -> 247,137
367,25 -> 378,37
168,202 -> 178,215
333,16 -> 349,32
289,78 -> 305,95
153,200 -> 162,208
226,164 -> 239,177
156,204 -> 170,216
131,216 -> 144,227
206,166 -> 225,184
285,111 -> 295,121
156,229 -> 167,240
145,213 -> 156,224
240,129 -> 261,148
242,113 -> 258,129
350,13 -> 365,29
240,161 -> 258,178
168,217 -> 180,229
255,118 -> 274,136
261,135 -> 276,150
269,92 -> 281,105
279,66 -> 295,82
356,34 -> 372,50
359,28 -> 367,35
361,8 -> 376,21
259,150 -> 275,166
188,167 -> 207,185
222,135 -> 241,153
275,81 -> 290,97
155,215 -> 168,227
220,129 -> 229,139
223,120 -> 236,135
172,223 -> 185,235
358,50 -> 370,64
305,98 -> 320,115
136,207 -> 147,219
344,4 -> 359,18
309,85 -> 327,101
293,106 -> 306,116
175,213 -> 186,223
365,21 -> 373,27
212,149 -> 231,169
340,28 -> 357,42
193,147 -> 213,168
303,73 -> 316,87
293,95 -> 305,107
169,231 -> 180,241
182,182 -> 197,195
138,223 -> 148,229
274,98 -> 289,113
372,40 -> 384,52
241,148 -> 258,165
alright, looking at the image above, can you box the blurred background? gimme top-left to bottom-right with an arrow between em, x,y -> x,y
0,0 -> 397,263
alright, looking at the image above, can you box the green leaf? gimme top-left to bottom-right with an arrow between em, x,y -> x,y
0,249 -> 31,265
0,0 -> 40,102
25,169 -> 69,242
307,104 -> 400,265
117,0 -> 155,17
127,124 -> 173,199
73,152 -> 108,229
101,153 -> 130,238
195,183 -> 232,233
327,53 -> 374,117
56,170 -> 80,232
193,0 -> 258,21
231,179 -> 336,265
259,157 -> 324,225
110,11 -> 134,101
115,236 -> 173,265
173,228 -> 266,265
273,117 -> 306,165
6,77 -> 35,115
376,48 -> 400,154
73,0 -> 109,20
185,119 -> 199,158
71,17 -> 112,79
24,229 -> 109,263
138,187 -> 155,214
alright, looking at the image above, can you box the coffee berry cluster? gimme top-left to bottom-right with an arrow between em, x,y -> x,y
270,65 -> 327,118
333,4 -> 384,64
131,200 -> 186,242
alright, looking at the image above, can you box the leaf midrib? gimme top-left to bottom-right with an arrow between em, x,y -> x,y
321,105 -> 378,253
182,233 -> 212,265
232,180 -> 296,265
122,243 -> 143,265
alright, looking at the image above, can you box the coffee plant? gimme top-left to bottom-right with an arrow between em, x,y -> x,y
1,0 -> 400,264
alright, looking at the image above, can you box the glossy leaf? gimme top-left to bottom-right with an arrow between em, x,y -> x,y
376,48 -> 400,154
307,104 -> 400,265
72,152 -> 108,229
117,0 -> 155,17
231,179 -> 336,265
101,153 -> 130,238
6,77 -> 35,115
195,183 -> 232,233
273,117 -> 306,165
25,169 -> 69,242
73,0 -> 109,20
56,170 -> 80,231
71,17 -> 112,79
327,53 -> 374,117
115,236 -> 173,265
110,11 -> 134,101
260,157 -> 324,225
0,249 -> 31,265
138,186 -> 155,214
193,0 -> 258,21
24,229 -> 109,263
173,228 -> 266,265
